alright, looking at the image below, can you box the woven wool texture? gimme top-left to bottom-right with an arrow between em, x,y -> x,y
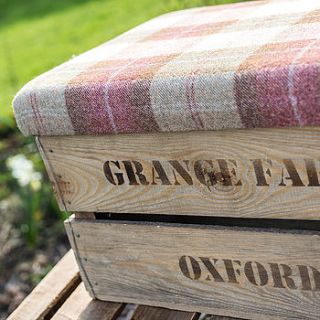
13,0 -> 320,136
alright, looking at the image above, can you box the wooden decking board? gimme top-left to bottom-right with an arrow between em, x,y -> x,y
7,250 -> 80,320
132,305 -> 200,320
52,283 -> 124,320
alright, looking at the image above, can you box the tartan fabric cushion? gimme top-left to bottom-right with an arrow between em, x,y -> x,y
13,0 -> 320,136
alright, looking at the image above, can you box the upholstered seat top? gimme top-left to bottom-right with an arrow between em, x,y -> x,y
13,0 -> 320,136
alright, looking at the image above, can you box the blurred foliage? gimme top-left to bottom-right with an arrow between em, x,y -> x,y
29,264 -> 53,286
0,0 -> 246,247
0,127 -> 67,247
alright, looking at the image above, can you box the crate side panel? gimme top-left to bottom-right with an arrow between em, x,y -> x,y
69,218 -> 320,319
41,128 -> 320,219
36,137 -> 67,211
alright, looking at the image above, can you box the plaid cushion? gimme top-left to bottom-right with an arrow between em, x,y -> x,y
13,0 -> 320,136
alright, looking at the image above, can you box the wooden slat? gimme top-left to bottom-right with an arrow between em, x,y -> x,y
52,283 -> 124,320
8,250 -> 80,320
205,316 -> 242,320
39,127 -> 320,219
65,216 -> 320,320
74,212 -> 96,220
36,137 -> 67,211
132,305 -> 200,320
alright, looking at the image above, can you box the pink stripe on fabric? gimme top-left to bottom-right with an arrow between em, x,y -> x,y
143,12 -> 300,43
143,21 -> 236,41
235,39 -> 319,128
289,39 -> 320,127
106,55 -> 177,133
65,60 -> 125,134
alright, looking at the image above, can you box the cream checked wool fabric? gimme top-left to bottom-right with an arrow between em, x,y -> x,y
13,0 -> 320,136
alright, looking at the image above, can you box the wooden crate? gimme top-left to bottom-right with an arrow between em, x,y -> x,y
37,127 -> 320,219
35,127 -> 320,319
65,214 -> 320,320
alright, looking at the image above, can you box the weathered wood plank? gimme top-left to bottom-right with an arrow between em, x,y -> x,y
205,317 -> 241,320
132,305 -> 200,320
8,250 -> 80,320
52,283 -> 124,320
205,317 -> 242,320
74,212 -> 96,220
36,137 -> 67,211
40,128 -> 320,219
65,216 -> 320,320
65,217 -> 96,299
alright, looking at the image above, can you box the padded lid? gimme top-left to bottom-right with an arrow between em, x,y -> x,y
13,0 -> 320,136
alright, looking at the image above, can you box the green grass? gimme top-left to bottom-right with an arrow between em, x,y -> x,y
0,0 -> 245,128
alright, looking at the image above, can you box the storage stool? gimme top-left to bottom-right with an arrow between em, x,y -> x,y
13,1 -> 320,319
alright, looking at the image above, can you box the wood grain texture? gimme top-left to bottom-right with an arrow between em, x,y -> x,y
65,216 -> 96,299
65,216 -> 320,320
132,305 -> 200,320
39,128 -> 320,219
206,317 -> 242,320
7,250 -> 80,320
52,283 -> 124,320
74,212 -> 96,220
36,137 -> 67,211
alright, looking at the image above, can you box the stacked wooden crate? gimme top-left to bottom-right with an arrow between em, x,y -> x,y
37,128 -> 320,319
13,0 -> 320,318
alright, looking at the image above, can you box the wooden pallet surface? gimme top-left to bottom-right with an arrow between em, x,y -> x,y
7,250 -> 80,320
8,250 -> 239,320
51,283 -> 124,320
